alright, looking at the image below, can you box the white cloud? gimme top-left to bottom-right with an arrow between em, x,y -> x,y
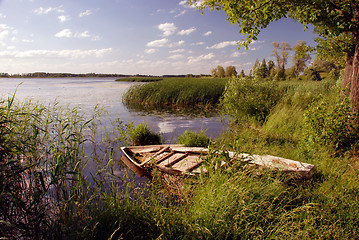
146,38 -> 169,47
169,54 -> 185,60
169,40 -> 185,48
178,27 -> 196,36
79,10 -> 92,17
207,41 -> 238,49
145,48 -> 158,54
180,0 -> 203,8
34,6 -> 64,15
158,22 -> 177,36
231,52 -> 247,57
203,31 -> 212,36
0,48 -> 112,59
76,31 -> 90,38
190,42 -> 205,46
55,29 -> 93,39
188,53 -> 215,63
175,10 -> 186,17
169,49 -> 185,53
58,15 -> 70,23
0,13 -> 6,19
0,24 -> 16,40
55,29 -> 72,38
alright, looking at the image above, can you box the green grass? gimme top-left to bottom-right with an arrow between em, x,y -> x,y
2,70 -> 359,239
123,77 -> 228,113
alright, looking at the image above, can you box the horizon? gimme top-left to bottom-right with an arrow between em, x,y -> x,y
0,0 -> 317,76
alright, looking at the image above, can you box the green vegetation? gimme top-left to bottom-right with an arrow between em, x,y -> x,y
123,77 -> 228,113
129,123 -> 162,146
115,76 -> 163,82
2,68 -> 359,239
175,130 -> 211,147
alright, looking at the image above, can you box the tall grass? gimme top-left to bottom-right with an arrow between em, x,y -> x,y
123,77 -> 228,113
2,70 -> 359,239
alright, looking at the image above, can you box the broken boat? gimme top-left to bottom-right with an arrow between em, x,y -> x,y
120,144 -> 315,178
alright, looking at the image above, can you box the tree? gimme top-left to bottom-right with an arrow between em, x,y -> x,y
252,59 -> 260,78
272,42 -> 291,75
188,0 -> 359,113
292,40 -> 311,77
216,65 -> 225,78
239,69 -> 246,78
267,60 -> 275,73
279,42 -> 291,71
225,66 -> 238,77
210,68 -> 217,77
272,42 -> 281,69
256,59 -> 269,79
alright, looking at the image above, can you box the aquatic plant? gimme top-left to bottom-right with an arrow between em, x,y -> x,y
129,123 -> 162,146
123,77 -> 228,112
175,129 -> 211,147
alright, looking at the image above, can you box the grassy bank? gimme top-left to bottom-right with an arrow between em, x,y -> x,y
123,77 -> 228,113
2,71 -> 359,239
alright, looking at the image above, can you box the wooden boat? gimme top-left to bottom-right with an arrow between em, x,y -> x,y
120,144 -> 315,178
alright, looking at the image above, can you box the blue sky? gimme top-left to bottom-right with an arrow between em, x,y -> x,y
0,0 -> 317,75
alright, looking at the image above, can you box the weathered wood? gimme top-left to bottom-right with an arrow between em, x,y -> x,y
120,144 -> 315,178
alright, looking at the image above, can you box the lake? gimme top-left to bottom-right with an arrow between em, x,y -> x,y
0,77 -> 226,142
0,77 -> 227,181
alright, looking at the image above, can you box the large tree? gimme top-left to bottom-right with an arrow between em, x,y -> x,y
188,0 -> 359,112
292,40 -> 311,77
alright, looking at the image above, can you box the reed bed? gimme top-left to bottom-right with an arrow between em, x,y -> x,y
123,77 -> 228,111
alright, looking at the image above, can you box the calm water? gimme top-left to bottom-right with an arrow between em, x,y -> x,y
0,77 -> 226,142
0,78 -> 227,181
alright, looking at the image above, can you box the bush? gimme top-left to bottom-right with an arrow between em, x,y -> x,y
303,95 -> 359,153
220,77 -> 285,124
129,123 -> 162,146
175,130 -> 211,147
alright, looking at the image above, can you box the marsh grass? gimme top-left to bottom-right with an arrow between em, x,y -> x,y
2,70 -> 359,239
123,77 -> 228,113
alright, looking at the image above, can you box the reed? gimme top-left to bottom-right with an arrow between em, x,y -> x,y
123,77 -> 228,111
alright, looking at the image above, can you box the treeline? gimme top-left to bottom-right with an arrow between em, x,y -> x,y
212,40 -> 341,81
0,72 -> 131,78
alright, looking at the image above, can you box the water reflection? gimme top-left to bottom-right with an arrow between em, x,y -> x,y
0,77 -> 227,181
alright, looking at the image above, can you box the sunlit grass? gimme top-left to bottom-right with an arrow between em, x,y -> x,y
123,77 -> 228,111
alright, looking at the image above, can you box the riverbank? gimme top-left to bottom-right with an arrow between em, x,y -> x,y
1,72 -> 359,239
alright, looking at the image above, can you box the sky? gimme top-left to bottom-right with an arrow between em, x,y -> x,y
0,0 -> 318,75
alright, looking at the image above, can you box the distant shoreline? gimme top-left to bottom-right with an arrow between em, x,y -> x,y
0,72 -> 207,79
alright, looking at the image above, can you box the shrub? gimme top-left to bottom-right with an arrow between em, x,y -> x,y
129,123 -> 162,146
303,95 -> 359,153
220,77 -> 284,124
175,130 -> 211,147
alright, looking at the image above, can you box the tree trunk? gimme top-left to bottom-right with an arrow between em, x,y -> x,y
342,33 -> 359,114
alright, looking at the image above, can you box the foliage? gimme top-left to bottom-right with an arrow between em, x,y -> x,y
220,77 -> 284,124
175,130 -> 211,147
211,65 -> 226,78
303,67 -> 322,81
292,40 -> 312,77
303,95 -> 359,153
129,123 -> 162,146
256,58 -> 269,79
225,65 -> 237,77
188,0 -> 356,49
